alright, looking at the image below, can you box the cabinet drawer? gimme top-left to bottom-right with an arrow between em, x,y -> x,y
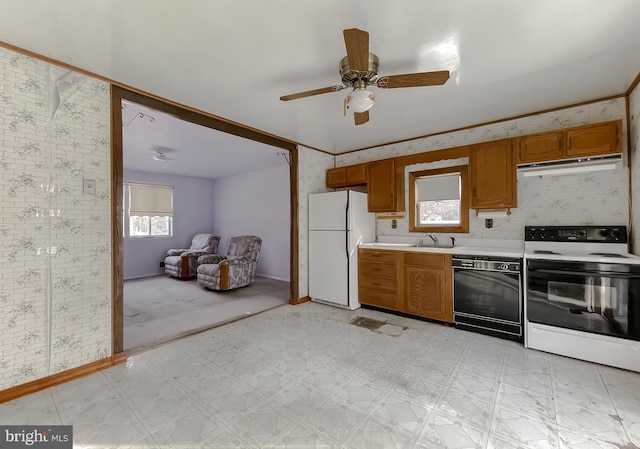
359,249 -> 397,264
359,288 -> 398,309
359,275 -> 397,291
404,252 -> 446,268
359,261 -> 396,278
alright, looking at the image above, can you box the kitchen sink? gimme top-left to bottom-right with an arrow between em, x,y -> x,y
416,243 -> 456,249
372,242 -> 417,247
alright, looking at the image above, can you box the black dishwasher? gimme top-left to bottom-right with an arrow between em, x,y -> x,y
452,255 -> 522,341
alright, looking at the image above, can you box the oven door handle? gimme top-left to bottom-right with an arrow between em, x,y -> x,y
528,267 -> 640,278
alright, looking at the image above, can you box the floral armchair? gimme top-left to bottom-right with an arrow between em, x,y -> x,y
164,233 -> 220,279
196,235 -> 262,290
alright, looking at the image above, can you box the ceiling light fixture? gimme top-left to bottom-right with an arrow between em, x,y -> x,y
152,151 -> 168,162
346,80 -> 375,113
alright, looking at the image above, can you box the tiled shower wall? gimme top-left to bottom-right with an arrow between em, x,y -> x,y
336,98 -> 628,241
0,47 -> 111,390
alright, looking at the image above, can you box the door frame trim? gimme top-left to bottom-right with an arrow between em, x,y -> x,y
111,86 -> 299,354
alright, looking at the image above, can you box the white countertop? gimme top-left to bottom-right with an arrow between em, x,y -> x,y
359,243 -> 524,259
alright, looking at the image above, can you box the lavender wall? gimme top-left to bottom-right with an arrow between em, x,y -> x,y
123,169 -> 216,279
211,164 -> 290,281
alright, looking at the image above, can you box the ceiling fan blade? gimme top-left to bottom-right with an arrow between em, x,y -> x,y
379,70 -> 450,89
354,111 -> 369,125
280,85 -> 344,101
343,28 -> 369,72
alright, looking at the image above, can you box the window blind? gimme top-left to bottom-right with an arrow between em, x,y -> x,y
129,183 -> 173,217
417,173 -> 460,201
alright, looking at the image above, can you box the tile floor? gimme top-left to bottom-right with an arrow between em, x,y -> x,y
1,302 -> 640,448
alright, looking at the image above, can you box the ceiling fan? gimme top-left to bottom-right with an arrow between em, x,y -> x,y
280,28 -> 450,125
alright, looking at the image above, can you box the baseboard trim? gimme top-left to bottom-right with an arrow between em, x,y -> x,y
289,295 -> 310,305
124,273 -> 164,281
256,274 -> 290,282
0,357 -> 113,404
112,352 -> 129,365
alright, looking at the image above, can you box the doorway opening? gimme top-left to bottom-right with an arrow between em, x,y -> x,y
111,86 -> 299,355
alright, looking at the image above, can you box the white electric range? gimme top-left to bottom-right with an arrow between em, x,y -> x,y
523,225 -> 640,372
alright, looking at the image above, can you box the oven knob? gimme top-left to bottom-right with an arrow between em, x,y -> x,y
499,263 -> 510,271
610,229 -> 622,241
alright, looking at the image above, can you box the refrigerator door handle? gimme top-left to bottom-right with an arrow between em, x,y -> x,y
345,191 -> 350,259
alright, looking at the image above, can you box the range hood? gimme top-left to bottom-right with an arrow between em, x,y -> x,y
518,154 -> 622,177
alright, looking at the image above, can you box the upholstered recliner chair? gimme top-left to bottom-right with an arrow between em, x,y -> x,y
196,235 -> 262,290
164,233 -> 220,279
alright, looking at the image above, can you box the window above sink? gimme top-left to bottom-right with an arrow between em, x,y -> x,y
408,165 -> 469,234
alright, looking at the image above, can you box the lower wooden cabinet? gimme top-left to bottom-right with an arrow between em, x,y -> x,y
358,248 -> 453,323
403,253 -> 452,322
358,249 -> 398,311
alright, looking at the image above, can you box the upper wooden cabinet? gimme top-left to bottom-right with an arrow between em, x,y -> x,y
516,120 -> 621,164
469,139 -> 517,209
566,121 -> 620,158
367,159 -> 399,212
516,131 -> 563,163
326,163 -> 367,188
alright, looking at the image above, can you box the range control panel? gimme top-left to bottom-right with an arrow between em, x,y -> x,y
525,226 -> 627,243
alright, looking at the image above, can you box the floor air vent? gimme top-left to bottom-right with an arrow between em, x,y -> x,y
350,316 -> 385,330
349,317 -> 408,337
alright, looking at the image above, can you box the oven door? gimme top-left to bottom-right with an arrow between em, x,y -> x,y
527,259 -> 640,341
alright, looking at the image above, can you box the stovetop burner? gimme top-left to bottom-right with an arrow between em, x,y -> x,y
589,252 -> 628,258
533,250 -> 561,255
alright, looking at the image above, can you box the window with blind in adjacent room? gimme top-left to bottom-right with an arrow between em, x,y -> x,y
125,183 -> 173,237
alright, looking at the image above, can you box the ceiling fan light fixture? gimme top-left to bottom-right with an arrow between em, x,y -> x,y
347,88 -> 375,113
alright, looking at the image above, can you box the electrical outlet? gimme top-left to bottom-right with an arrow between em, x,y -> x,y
159,261 -> 165,268
485,218 -> 493,229
83,179 -> 96,195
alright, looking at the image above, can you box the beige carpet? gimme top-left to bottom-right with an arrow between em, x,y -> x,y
123,275 -> 289,352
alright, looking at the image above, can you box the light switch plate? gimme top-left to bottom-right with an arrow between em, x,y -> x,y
83,179 -> 96,195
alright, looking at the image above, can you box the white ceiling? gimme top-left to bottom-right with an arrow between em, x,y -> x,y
2,0 -> 640,156
121,100 -> 289,180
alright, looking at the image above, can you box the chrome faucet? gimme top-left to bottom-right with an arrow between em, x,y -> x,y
427,233 -> 438,245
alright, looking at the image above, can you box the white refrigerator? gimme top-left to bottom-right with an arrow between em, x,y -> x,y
309,190 -> 376,310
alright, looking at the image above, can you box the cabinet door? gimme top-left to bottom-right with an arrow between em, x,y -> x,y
470,139 -> 516,208
326,164 -> 368,188
566,122 -> 619,158
404,266 -> 452,322
367,159 -> 397,212
326,167 -> 346,188
516,132 -> 563,164
345,164 -> 367,184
